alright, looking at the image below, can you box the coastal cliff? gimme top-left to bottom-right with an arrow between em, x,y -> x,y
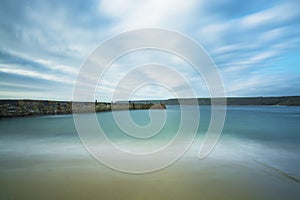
0,100 -> 166,118
134,96 -> 300,106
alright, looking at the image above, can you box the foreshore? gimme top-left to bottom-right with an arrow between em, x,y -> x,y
0,100 -> 166,118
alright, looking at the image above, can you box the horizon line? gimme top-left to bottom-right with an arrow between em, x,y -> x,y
0,95 -> 299,103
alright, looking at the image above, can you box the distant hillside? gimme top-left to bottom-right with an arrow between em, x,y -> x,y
132,96 -> 300,106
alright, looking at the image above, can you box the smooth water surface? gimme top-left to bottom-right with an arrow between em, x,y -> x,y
0,106 -> 299,200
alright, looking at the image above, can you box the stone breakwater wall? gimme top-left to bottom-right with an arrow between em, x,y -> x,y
0,100 -> 166,118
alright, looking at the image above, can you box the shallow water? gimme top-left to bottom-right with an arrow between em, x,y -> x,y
0,106 -> 299,200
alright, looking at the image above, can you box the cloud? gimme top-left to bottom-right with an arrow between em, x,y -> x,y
0,0 -> 299,100
224,72 -> 300,97
0,64 -> 74,84
239,2 -> 300,29
99,0 -> 199,31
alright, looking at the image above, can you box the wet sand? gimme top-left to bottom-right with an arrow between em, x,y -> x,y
1,139 -> 299,200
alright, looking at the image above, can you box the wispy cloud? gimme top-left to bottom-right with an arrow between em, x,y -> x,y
99,0 -> 199,31
0,64 -> 74,84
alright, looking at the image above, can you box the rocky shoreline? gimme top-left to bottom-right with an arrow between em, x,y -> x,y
0,100 -> 166,118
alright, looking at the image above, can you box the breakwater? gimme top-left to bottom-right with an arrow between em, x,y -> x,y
0,100 -> 166,118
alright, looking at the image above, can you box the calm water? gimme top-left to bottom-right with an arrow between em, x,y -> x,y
0,106 -> 299,199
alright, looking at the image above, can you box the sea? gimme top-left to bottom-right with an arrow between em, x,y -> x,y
0,105 -> 299,200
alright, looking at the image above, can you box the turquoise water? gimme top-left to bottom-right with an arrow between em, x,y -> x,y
0,106 -> 299,199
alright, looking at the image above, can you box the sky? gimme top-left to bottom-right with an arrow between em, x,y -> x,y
0,0 -> 299,101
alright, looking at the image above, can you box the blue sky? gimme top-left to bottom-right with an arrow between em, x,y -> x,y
0,0 -> 299,101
